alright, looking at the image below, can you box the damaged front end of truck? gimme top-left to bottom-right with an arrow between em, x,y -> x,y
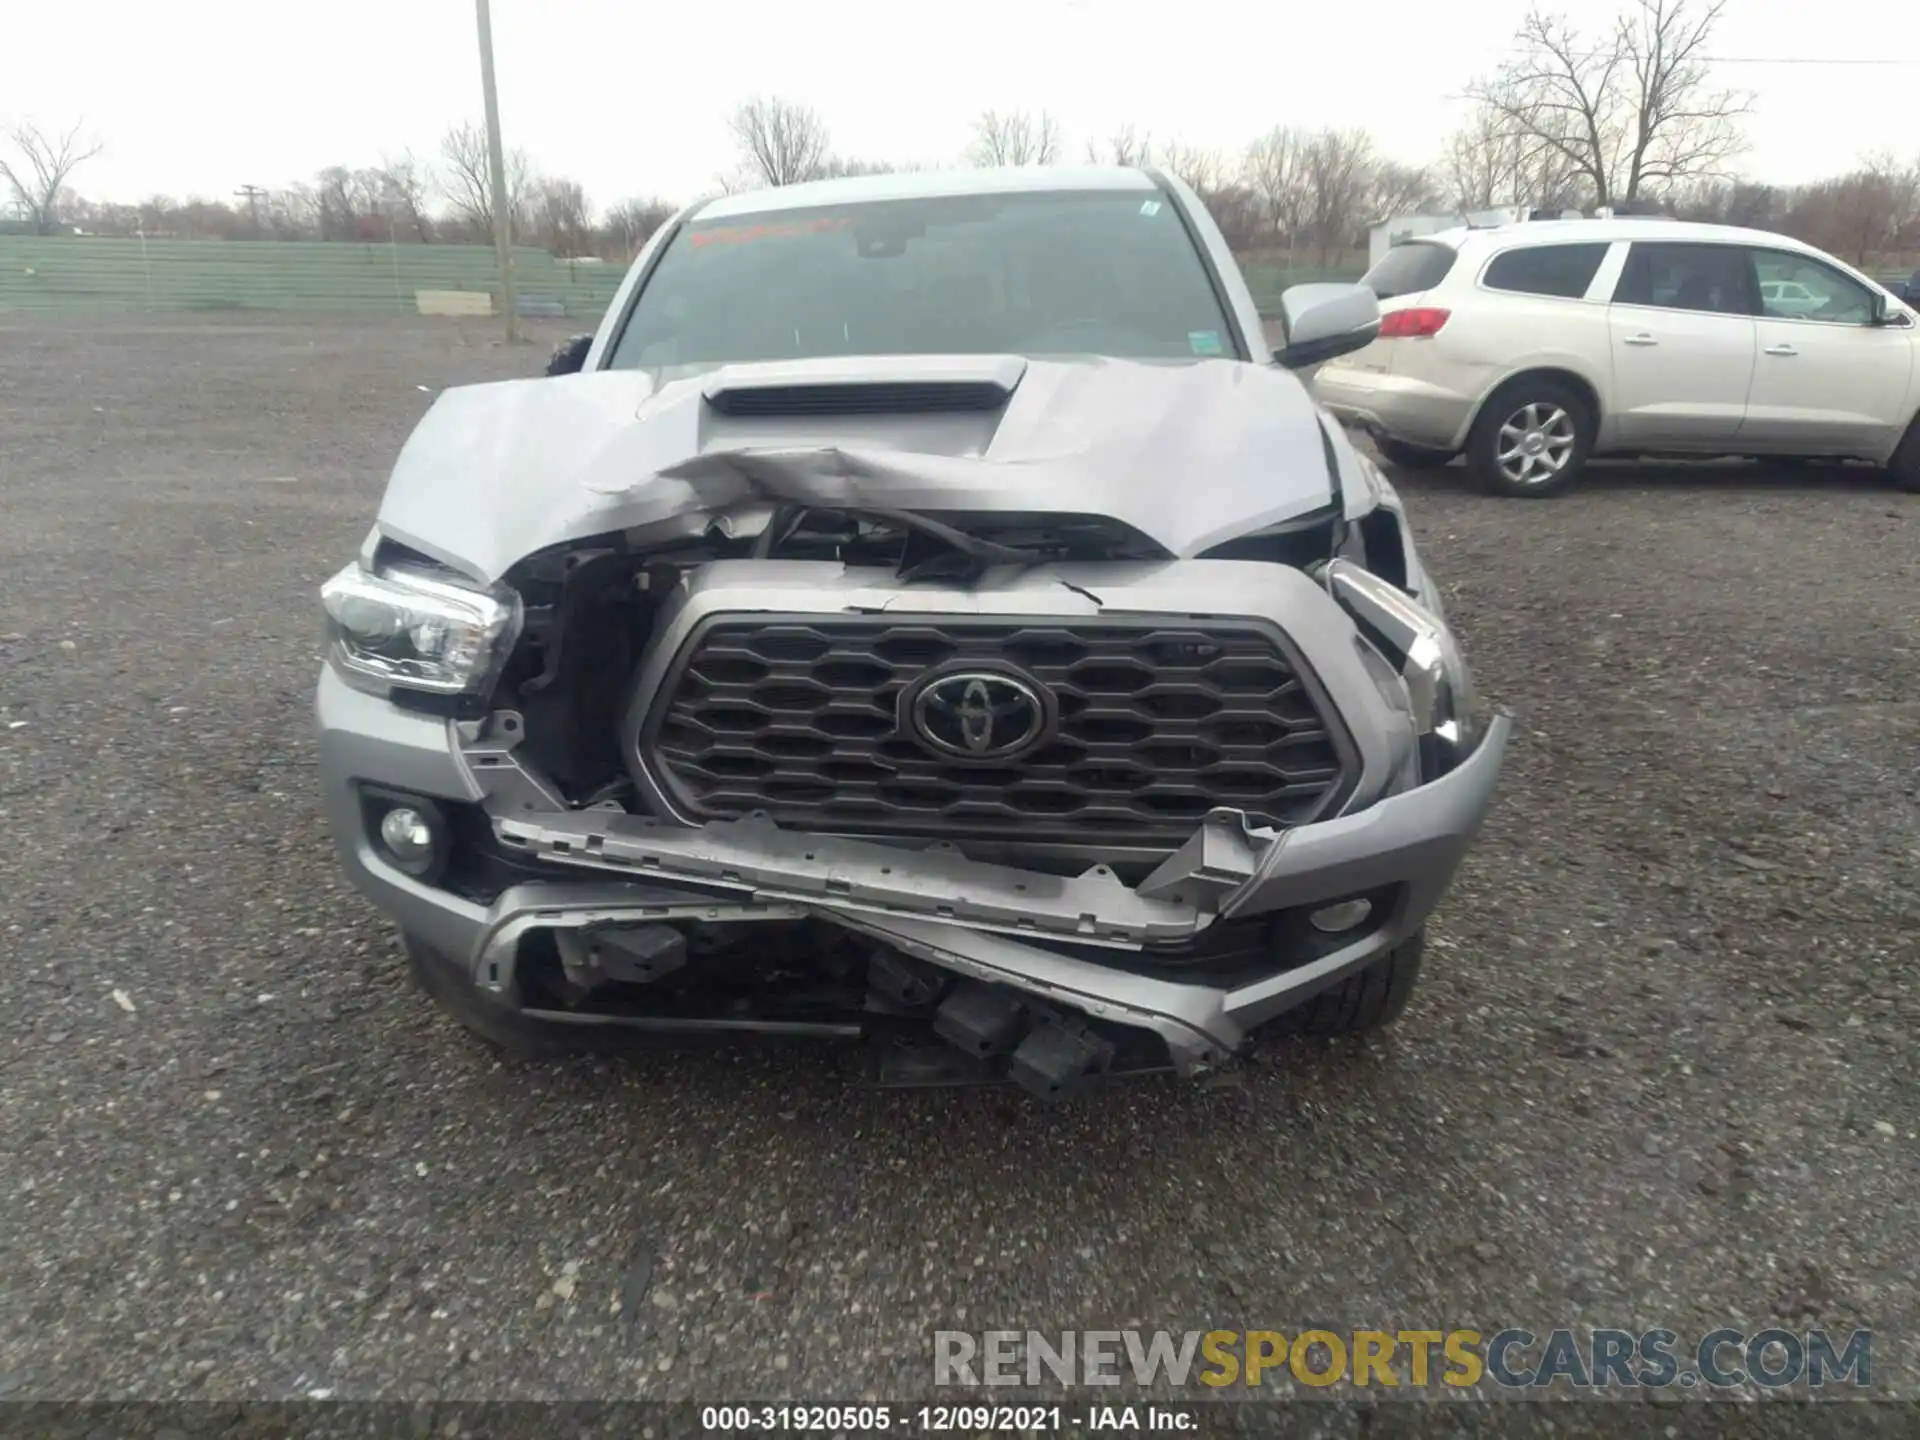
316,353 -> 1507,1099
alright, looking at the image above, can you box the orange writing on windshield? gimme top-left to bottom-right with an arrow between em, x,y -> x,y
690,216 -> 852,248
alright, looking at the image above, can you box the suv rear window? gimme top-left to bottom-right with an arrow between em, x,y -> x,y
1482,242 -> 1610,299
1362,242 -> 1457,300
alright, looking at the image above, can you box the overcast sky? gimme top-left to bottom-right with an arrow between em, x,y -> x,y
4,0 -> 1914,210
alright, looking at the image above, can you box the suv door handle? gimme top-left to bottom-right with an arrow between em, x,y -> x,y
1764,343 -> 1798,357
1623,333 -> 1658,347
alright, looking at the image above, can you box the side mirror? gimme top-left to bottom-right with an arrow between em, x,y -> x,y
1271,283 -> 1381,370
545,333 -> 593,376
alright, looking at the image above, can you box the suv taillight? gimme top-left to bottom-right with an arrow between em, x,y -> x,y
1378,308 -> 1451,339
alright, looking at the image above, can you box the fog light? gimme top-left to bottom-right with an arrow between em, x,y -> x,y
378,806 -> 437,872
1308,898 -> 1374,934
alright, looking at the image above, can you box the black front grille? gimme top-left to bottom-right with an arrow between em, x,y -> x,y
641,617 -> 1352,846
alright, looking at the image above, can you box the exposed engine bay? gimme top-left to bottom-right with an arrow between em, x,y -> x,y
326,455 -> 1500,1098
482,493 -> 1372,819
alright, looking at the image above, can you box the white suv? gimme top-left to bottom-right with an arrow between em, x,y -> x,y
1310,218 -> 1920,497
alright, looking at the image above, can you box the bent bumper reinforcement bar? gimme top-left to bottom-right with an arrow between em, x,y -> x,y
464,714 -> 1510,1072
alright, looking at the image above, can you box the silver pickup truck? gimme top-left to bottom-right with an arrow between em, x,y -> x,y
316,165 -> 1507,1100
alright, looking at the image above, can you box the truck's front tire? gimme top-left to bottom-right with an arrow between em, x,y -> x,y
1890,415 -> 1920,493
403,932 -> 590,1059
1284,931 -> 1425,1035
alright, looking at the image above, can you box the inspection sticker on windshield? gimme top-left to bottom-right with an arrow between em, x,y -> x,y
1188,330 -> 1224,356
1140,200 -> 1162,216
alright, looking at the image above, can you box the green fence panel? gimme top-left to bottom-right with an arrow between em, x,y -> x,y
0,238 -> 1358,320
0,237 -> 630,319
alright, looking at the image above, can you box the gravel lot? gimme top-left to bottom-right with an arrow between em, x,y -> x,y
1,314 -> 1915,1415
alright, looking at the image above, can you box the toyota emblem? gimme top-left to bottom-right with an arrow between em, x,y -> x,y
908,671 -> 1049,760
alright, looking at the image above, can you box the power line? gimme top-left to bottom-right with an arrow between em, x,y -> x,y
1494,46 -> 1913,65
1699,54 -> 1908,65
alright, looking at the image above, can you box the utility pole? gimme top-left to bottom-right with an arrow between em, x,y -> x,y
234,184 -> 267,238
474,0 -> 519,342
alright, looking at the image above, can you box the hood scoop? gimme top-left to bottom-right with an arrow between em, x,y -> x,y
701,354 -> 1027,418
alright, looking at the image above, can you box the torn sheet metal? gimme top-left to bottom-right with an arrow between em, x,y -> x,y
491,809 -> 1207,947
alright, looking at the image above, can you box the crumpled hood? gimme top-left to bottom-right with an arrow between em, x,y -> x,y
373,355 -> 1338,583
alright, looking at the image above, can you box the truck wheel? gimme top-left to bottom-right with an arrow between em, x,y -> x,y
1372,436 -> 1455,470
1285,931 -> 1425,1035
1891,416 -> 1920,493
403,931 -> 591,1059
1467,380 -> 1594,498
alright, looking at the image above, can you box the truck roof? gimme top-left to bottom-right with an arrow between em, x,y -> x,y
696,166 -> 1160,221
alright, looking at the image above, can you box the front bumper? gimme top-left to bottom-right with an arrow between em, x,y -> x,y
1312,365 -> 1478,453
318,639 -> 1507,1075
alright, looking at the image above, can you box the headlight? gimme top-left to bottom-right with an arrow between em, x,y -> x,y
320,562 -> 522,695
1321,558 -> 1485,774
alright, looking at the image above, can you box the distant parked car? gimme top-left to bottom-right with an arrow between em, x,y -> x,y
1758,277 -> 1824,316
1871,273 -> 1919,305
1312,219 -> 1920,496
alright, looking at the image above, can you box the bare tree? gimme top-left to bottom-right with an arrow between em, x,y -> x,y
1245,126 -> 1313,253
268,184 -> 319,240
312,166 -> 374,240
66,196 -> 138,236
437,121 -> 535,240
0,120 -> 104,234
971,109 -> 1061,167
604,197 -> 675,259
1444,112 -> 1503,211
1466,0 -> 1748,209
61,175 -> 697,253
1150,141 -> 1260,247
1371,161 -> 1440,220
1198,185 -> 1267,251
1084,124 -> 1153,167
1665,175 -> 1728,221
1720,180 -> 1783,229
534,176 -> 592,256
820,156 -> 908,179
1302,128 -> 1377,263
1616,0 -> 1750,200
730,96 -> 830,188
1443,102 -> 1583,211
1785,156 -> 1920,267
373,151 -> 432,241
438,122 -> 492,230
1158,141 -> 1224,196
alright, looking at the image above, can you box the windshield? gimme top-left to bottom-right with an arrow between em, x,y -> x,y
607,189 -> 1239,368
